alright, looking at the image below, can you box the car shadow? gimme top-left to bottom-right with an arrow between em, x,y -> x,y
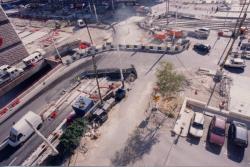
227,140 -> 245,163
186,135 -> 200,145
0,144 -> 21,162
223,67 -> 245,74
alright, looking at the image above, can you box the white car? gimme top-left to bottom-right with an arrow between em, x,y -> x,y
189,112 -> 204,138
224,58 -> 246,69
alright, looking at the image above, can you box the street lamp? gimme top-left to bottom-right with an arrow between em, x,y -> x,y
84,19 -> 103,104
112,20 -> 125,88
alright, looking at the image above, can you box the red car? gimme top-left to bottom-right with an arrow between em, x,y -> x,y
208,116 -> 226,146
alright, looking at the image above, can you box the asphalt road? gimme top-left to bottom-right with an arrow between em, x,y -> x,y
0,29 -> 250,165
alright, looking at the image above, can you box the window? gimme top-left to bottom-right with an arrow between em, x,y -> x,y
17,133 -> 23,141
212,127 -> 225,136
9,132 -> 17,142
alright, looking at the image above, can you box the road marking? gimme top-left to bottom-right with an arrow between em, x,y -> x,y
0,139 -> 8,151
8,157 -> 17,166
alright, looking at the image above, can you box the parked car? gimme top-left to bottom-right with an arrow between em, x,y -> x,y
90,109 -> 108,125
223,58 -> 246,69
208,116 -> 226,146
189,112 -> 204,138
193,43 -> 211,54
228,121 -> 248,148
115,88 -> 126,101
218,29 -> 233,37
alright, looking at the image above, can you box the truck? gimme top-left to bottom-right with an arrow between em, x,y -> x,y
8,111 -> 43,147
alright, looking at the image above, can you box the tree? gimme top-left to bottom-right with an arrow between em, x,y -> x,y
156,61 -> 185,97
59,118 -> 89,155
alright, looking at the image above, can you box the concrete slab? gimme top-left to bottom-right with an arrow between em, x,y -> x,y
22,31 -> 48,45
229,74 -> 250,119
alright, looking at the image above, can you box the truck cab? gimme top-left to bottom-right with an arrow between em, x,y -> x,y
8,111 -> 43,147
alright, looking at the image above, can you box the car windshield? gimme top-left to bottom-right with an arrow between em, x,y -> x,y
212,127 -> 225,136
192,122 -> 203,129
9,132 -> 17,142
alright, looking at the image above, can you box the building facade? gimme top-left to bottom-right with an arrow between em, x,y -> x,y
0,6 -> 29,66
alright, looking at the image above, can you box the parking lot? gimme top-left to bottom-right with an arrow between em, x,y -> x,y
131,110 -> 250,167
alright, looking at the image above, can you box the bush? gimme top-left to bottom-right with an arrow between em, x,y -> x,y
156,62 -> 185,97
59,118 -> 88,155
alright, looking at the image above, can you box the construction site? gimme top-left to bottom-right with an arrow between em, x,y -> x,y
0,0 -> 250,166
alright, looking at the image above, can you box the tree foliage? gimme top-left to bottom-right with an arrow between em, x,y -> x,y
59,118 -> 88,155
156,61 -> 185,97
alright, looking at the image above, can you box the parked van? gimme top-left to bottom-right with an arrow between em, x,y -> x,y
0,70 -> 10,85
6,67 -> 24,80
8,111 -> 43,147
22,51 -> 44,67
0,64 -> 11,72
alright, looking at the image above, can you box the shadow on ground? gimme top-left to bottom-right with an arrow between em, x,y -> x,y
227,140 -> 245,163
111,112 -> 164,166
223,67 -> 245,74
186,135 -> 201,145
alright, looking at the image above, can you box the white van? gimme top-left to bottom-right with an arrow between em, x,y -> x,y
6,67 -> 24,80
0,70 -> 10,85
22,51 -> 44,66
0,64 -> 11,72
8,111 -> 43,147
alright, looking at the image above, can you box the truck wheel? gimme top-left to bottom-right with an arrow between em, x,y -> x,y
37,123 -> 42,130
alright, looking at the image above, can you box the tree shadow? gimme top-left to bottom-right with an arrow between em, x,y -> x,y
111,128 -> 159,166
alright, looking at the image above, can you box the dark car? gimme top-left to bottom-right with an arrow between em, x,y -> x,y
115,88 -> 126,101
90,109 -> 108,125
228,121 -> 248,148
208,116 -> 226,146
193,43 -> 211,54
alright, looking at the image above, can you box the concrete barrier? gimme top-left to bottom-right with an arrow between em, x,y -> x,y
185,97 -> 250,123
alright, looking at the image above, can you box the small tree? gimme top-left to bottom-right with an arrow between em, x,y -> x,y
59,118 -> 88,155
156,61 -> 185,97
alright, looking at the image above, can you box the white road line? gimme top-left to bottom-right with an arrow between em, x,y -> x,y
8,157 -> 17,166
0,140 -> 8,151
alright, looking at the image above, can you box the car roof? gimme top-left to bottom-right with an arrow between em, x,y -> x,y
214,116 -> 226,129
232,121 -> 248,141
233,58 -> 244,63
194,113 -> 204,124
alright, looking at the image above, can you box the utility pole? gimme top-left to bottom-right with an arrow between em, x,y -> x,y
51,30 -> 62,62
111,0 -> 115,12
166,0 -> 169,26
25,119 -> 59,155
91,0 -> 99,23
84,19 -> 103,104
